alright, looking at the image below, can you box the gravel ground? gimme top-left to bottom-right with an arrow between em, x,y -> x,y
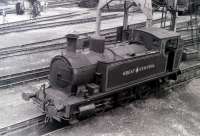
45,78 -> 200,136
0,80 -> 46,130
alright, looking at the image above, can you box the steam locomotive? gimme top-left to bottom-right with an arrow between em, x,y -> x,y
153,0 -> 200,14
177,0 -> 200,14
23,27 -> 183,122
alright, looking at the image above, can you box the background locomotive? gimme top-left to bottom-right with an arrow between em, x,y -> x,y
23,27 -> 183,122
153,0 -> 200,14
176,0 -> 200,14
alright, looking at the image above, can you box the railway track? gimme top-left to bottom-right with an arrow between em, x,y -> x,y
0,15 -> 199,136
0,14 -> 194,59
0,17 -> 197,90
1,0 -> 80,15
0,67 -> 49,89
0,18 -> 198,133
0,13 -> 123,35
38,60 -> 199,136
0,34 -> 197,90
0,27 -> 195,60
0,11 -> 88,29
46,1 -> 80,8
1,61 -> 200,136
183,37 -> 200,47
0,115 -> 45,135
0,18 -> 163,59
164,62 -> 200,91
27,62 -> 200,136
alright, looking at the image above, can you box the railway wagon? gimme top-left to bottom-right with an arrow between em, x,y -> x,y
23,27 -> 183,122
177,0 -> 200,14
153,0 -> 200,14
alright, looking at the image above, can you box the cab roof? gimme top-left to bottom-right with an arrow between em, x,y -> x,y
136,27 -> 180,40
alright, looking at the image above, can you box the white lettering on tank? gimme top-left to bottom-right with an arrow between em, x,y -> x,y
122,64 -> 155,76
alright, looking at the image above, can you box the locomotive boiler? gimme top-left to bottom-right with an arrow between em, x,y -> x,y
23,27 -> 183,122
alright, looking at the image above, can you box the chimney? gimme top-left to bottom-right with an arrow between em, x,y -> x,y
66,34 -> 79,52
89,36 -> 105,54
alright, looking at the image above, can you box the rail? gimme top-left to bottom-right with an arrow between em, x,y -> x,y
0,14 -> 123,35
0,67 -> 49,89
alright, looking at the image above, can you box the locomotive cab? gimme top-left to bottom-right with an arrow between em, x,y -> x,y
162,32 -> 183,73
96,28 -> 182,92
135,28 -> 183,72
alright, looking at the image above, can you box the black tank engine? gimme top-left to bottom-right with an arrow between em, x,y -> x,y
23,27 -> 183,122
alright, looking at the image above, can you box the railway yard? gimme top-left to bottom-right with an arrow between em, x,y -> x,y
1,0 -> 200,136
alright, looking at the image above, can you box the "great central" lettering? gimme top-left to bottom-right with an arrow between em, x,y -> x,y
122,64 -> 155,76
